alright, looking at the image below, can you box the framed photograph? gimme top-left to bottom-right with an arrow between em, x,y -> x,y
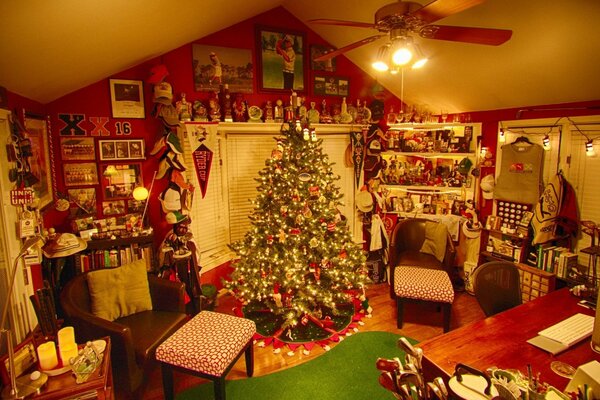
192,44 -> 253,93
23,114 -> 54,209
109,78 -> 145,119
99,139 -> 144,161
60,137 -> 96,161
68,187 -> 97,215
310,44 -> 336,72
63,162 -> 99,186
313,75 -> 349,97
101,163 -> 142,199
256,27 -> 305,92
102,200 -> 126,216
1,337 -> 37,386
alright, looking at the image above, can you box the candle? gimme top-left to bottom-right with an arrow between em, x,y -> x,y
37,342 -> 58,371
57,326 -> 76,348
59,342 -> 79,366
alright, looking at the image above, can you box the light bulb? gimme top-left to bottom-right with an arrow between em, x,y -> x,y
499,128 -> 506,143
133,186 -> 149,201
586,140 -> 595,157
542,135 -> 551,151
392,47 -> 412,65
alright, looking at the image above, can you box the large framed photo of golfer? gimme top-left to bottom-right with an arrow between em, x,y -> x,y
256,26 -> 305,92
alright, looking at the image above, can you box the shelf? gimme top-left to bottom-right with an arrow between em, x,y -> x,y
381,185 -> 466,195
85,233 -> 154,250
381,151 -> 475,157
388,122 -> 477,130
482,228 -> 528,240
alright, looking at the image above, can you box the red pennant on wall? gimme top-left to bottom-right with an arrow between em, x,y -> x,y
192,143 -> 213,198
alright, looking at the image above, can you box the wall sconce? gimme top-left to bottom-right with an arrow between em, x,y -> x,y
498,128 -> 506,143
542,134 -> 551,151
586,139 -> 595,157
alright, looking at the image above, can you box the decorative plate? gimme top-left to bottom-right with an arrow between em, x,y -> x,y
248,105 -> 263,121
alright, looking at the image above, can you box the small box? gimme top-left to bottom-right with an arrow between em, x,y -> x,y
565,360 -> 600,396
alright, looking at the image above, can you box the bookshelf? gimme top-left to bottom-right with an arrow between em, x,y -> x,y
76,233 -> 155,272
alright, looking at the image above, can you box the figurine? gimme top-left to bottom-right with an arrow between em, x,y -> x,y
307,101 -> 320,124
192,100 -> 208,122
221,84 -> 233,122
274,99 -> 284,123
264,100 -> 274,123
208,91 -> 221,121
233,94 -> 247,122
176,92 -> 192,122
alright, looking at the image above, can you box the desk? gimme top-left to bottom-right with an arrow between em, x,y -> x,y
35,337 -> 113,399
418,288 -> 600,391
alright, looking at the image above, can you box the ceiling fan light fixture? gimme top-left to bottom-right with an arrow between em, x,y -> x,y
411,43 -> 428,69
372,45 -> 390,72
390,35 -> 413,66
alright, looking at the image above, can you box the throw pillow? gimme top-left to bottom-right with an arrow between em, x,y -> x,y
419,221 -> 448,263
87,258 -> 152,321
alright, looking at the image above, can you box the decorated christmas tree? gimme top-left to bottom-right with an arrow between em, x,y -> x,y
226,120 -> 369,345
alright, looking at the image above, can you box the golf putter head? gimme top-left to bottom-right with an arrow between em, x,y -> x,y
433,377 -> 448,400
398,337 -> 419,358
378,371 -> 397,393
428,381 -> 444,400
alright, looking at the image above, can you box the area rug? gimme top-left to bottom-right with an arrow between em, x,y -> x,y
176,331 -> 416,400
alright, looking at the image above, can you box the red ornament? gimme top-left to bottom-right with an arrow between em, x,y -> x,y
290,228 -> 301,235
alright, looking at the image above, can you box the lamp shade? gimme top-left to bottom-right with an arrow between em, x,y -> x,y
133,186 -> 149,201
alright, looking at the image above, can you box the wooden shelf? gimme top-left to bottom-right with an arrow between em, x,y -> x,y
482,227 -> 528,241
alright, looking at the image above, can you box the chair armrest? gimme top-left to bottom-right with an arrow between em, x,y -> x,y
442,232 -> 457,273
149,275 -> 186,313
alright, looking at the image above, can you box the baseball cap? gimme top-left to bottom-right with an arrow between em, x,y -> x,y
153,81 -> 173,105
480,174 -> 495,199
148,64 -> 169,84
457,157 -> 473,175
356,190 -> 374,213
159,187 -> 181,213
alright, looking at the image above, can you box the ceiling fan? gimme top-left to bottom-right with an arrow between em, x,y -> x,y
310,0 -> 512,62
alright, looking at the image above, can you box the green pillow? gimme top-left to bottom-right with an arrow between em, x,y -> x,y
419,221 -> 448,263
87,258 -> 152,321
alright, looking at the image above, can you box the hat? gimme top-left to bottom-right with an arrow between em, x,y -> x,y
148,64 -> 169,84
355,190 -> 374,213
159,187 -> 181,213
165,210 -> 190,225
158,104 -> 179,127
42,233 -> 87,258
153,81 -> 173,105
480,174 -> 495,199
367,139 -> 382,154
457,157 -> 473,175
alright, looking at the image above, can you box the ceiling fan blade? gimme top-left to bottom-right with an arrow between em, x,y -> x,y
411,0 -> 485,24
313,34 -> 386,61
423,25 -> 512,45
308,18 -> 375,29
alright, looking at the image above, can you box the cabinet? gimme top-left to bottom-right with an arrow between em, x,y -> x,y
76,233 -> 155,272
380,122 -> 481,215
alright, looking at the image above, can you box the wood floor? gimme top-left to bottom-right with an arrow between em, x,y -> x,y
131,283 -> 486,400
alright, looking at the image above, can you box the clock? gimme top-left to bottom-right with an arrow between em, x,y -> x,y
248,105 -> 263,122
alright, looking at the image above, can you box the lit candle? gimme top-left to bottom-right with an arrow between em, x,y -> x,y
37,342 -> 58,371
59,342 -> 79,366
57,326 -> 76,348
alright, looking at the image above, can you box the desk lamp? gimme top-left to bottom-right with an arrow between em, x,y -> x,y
1,235 -> 47,399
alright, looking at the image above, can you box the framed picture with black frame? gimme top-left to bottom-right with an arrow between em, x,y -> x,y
313,75 -> 349,97
109,78 -> 145,119
256,26 -> 306,92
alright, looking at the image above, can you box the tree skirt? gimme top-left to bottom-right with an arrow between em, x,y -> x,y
233,295 -> 372,356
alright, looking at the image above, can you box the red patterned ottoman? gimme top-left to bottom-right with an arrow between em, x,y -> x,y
394,266 -> 454,332
156,311 -> 256,400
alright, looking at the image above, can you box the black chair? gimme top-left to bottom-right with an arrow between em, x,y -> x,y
473,261 -> 522,316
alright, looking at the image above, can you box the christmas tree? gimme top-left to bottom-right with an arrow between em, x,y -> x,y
226,121 -> 369,343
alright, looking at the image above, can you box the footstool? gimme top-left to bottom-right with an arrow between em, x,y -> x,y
394,266 -> 454,332
156,311 -> 256,400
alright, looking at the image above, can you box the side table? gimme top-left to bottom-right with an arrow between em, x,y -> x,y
34,337 -> 113,400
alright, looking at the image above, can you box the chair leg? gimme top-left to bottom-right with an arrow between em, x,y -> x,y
245,341 -> 254,377
396,297 -> 404,329
442,303 -> 451,333
161,363 -> 174,400
214,377 -> 226,400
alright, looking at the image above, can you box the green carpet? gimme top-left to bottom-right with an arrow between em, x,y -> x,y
176,331 -> 415,400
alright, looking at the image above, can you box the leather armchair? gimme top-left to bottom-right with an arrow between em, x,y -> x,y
388,218 -> 456,298
60,273 -> 188,396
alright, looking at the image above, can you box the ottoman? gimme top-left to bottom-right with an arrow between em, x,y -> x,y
156,311 -> 256,400
394,266 -> 454,332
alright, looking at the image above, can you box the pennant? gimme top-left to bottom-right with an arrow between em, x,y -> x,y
191,143 -> 213,198
350,130 -> 365,188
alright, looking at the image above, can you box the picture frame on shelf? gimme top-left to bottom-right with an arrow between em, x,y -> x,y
101,200 -> 126,216
109,78 -> 145,119
61,137 -> 96,161
310,44 -> 336,72
192,44 -> 253,93
256,26 -> 305,92
99,139 -> 145,161
68,187 -> 97,215
101,163 -> 142,200
63,162 -> 99,187
313,75 -> 349,97
23,113 -> 54,209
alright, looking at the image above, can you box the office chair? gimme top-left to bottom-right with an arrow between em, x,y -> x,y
473,261 -> 522,317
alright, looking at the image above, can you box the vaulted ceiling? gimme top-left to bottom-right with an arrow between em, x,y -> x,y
2,0 -> 599,113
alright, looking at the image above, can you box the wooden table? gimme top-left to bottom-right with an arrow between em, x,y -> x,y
35,337 -> 113,400
418,288 -> 600,391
